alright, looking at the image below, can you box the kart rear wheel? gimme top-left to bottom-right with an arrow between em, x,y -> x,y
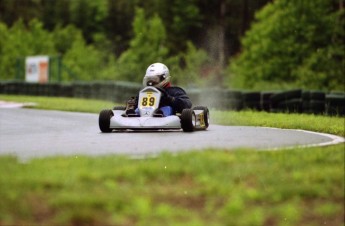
180,109 -> 196,132
99,109 -> 114,133
193,106 -> 210,129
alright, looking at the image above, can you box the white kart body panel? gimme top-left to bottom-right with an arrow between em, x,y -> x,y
110,110 -> 181,130
109,87 -> 182,130
102,86 -> 209,131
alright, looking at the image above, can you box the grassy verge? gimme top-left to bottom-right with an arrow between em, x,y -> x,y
0,146 -> 343,226
212,110 -> 344,137
0,95 -> 114,113
0,94 -> 344,226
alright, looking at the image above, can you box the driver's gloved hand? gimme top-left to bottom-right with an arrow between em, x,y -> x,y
157,88 -> 174,106
125,97 -> 137,111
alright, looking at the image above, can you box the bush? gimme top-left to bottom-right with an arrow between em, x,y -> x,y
114,8 -> 212,87
0,19 -> 117,81
0,19 -> 56,80
0,11 -> 211,85
115,8 -> 169,83
228,0 -> 344,91
170,41 -> 210,87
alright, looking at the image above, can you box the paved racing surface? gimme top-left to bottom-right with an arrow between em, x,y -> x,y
0,108 -> 343,160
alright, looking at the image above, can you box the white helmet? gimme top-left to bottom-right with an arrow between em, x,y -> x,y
143,63 -> 171,88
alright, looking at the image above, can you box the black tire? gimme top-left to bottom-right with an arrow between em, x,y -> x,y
243,101 -> 261,111
261,91 -> 278,101
326,94 -> 345,116
113,106 -> 126,110
242,91 -> 261,102
277,98 -> 303,113
193,106 -> 210,129
303,91 -> 326,101
99,109 -> 114,133
303,100 -> 326,114
270,89 -> 302,105
180,109 -> 196,132
262,91 -> 277,111
262,101 -> 271,112
326,94 -> 345,105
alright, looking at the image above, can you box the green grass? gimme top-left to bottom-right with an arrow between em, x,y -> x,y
0,94 -> 344,226
0,94 -> 115,113
0,146 -> 343,226
212,110 -> 344,137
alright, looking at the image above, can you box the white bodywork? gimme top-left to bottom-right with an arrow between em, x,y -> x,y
106,86 -> 208,131
109,86 -> 182,130
110,111 -> 182,130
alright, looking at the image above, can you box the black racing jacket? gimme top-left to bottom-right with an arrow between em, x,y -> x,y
162,86 -> 192,113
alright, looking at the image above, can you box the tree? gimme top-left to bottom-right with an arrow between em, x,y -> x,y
228,0 -> 344,91
0,19 -> 56,80
68,0 -> 109,43
116,8 -> 169,83
171,41 -> 210,87
0,19 -> 117,81
0,0 -> 272,67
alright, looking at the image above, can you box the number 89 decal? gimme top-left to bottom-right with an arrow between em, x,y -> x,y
141,97 -> 156,107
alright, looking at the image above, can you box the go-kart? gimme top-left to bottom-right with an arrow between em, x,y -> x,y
98,86 -> 209,132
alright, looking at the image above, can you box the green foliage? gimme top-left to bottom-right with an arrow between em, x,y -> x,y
62,37 -> 115,81
114,7 -> 211,86
52,24 -> 117,81
116,8 -> 169,83
0,19 -> 116,81
0,0 -> 271,61
167,0 -> 202,54
52,25 -> 83,54
68,0 -> 109,42
2,0 -> 342,90
171,42 -> 210,87
229,0 -> 344,91
0,14 -> 210,84
0,19 -> 56,80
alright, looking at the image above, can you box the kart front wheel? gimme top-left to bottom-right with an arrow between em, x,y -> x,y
99,109 -> 114,133
180,109 -> 196,132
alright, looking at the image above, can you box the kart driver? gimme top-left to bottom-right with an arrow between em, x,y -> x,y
125,62 -> 192,117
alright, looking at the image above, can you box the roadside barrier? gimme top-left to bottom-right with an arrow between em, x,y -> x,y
270,89 -> 303,113
302,91 -> 326,115
0,81 -> 344,116
326,93 -> 345,116
242,91 -> 261,111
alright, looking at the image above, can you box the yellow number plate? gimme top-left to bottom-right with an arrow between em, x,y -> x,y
139,92 -> 156,108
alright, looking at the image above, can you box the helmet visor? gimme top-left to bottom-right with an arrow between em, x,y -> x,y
143,75 -> 163,87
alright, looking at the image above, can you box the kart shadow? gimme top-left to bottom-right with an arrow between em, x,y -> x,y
99,129 -> 183,134
114,129 -> 182,133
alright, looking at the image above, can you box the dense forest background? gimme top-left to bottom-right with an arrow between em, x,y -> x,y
0,0 -> 343,91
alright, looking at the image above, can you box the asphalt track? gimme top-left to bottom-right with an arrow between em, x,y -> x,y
0,108 -> 343,160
